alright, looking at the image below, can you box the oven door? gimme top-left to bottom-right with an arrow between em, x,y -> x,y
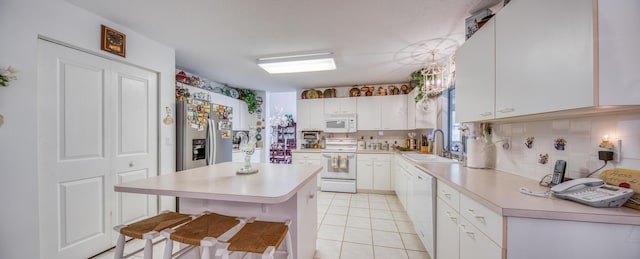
321,153 -> 356,179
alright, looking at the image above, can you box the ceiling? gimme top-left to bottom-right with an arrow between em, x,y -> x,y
67,0 -> 501,92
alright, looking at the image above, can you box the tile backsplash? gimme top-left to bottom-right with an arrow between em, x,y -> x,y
491,111 -> 640,181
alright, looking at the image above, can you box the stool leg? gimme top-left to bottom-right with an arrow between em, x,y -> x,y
162,229 -> 174,259
114,233 -> 125,259
144,238 -> 153,259
262,246 -> 275,259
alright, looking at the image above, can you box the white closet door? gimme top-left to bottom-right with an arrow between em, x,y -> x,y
110,62 -> 158,229
37,40 -> 159,258
38,40 -> 114,259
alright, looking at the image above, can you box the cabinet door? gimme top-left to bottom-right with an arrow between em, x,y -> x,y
598,0 -> 640,105
407,89 -> 417,129
307,99 -> 325,130
339,98 -> 357,113
296,100 -> 309,130
437,199 -> 460,259
459,218 -> 501,259
356,96 -> 381,130
357,160 -> 374,190
297,99 -> 324,131
373,161 -> 391,191
456,18 -> 495,123
495,0 -> 594,118
324,98 -> 341,114
405,170 -> 415,221
237,101 -> 251,131
381,95 -> 407,130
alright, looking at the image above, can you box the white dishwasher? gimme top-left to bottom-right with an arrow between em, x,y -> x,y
409,165 -> 435,259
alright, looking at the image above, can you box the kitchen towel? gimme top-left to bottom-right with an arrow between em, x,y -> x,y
339,154 -> 348,169
331,153 -> 338,169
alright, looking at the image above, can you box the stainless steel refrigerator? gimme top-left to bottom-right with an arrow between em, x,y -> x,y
176,100 -> 232,171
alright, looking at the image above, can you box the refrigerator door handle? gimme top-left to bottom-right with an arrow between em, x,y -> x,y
206,119 -> 215,165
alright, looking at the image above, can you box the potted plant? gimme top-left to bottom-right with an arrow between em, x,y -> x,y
237,88 -> 258,114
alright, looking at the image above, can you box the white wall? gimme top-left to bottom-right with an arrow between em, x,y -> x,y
0,1 -> 176,258
491,111 -> 640,181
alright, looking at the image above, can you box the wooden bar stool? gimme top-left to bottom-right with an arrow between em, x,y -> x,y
162,212 -> 249,259
216,219 -> 292,259
113,211 -> 192,259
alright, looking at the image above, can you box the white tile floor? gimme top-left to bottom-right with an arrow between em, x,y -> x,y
91,191 -> 430,259
315,191 -> 430,259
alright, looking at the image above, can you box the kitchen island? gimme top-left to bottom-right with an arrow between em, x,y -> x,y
114,162 -> 321,259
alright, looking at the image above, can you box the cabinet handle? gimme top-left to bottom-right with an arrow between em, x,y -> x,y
497,108 -> 515,113
459,224 -> 475,238
129,162 -> 135,167
417,175 -> 424,180
440,190 -> 451,198
480,112 -> 492,116
445,211 -> 457,222
467,209 -> 486,222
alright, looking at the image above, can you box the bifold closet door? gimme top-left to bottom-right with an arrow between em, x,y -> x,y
37,39 -> 158,259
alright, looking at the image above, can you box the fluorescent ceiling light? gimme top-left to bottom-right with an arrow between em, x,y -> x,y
257,52 -> 336,74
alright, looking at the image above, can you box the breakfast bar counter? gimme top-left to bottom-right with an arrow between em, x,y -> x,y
115,162 -> 322,259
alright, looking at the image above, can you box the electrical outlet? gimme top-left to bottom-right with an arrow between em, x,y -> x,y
598,150 -> 613,161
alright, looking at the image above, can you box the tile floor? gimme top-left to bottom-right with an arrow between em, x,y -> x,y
91,191 -> 430,259
314,191 -> 430,259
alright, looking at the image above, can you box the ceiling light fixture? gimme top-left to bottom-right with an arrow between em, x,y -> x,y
257,52 -> 336,74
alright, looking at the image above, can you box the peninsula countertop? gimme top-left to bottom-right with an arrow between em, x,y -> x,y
114,162 -> 322,204
410,161 -> 640,225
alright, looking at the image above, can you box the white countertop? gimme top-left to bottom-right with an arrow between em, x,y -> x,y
407,160 -> 640,225
114,162 -> 322,204
393,151 -> 640,225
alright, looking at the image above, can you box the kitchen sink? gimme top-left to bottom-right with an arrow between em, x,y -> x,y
401,152 -> 457,163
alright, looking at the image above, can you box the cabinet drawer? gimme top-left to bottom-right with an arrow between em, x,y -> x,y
358,153 -> 390,161
437,181 -> 460,210
460,195 -> 503,247
292,152 -> 321,160
459,217 -> 502,259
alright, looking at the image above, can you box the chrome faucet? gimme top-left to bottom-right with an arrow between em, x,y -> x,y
432,129 -> 449,158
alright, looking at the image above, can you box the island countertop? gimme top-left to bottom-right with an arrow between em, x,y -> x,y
114,162 -> 322,204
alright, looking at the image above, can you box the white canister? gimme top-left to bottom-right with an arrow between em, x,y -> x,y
357,140 -> 366,150
466,138 -> 493,169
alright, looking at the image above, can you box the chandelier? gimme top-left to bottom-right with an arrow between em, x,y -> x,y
418,50 -> 453,111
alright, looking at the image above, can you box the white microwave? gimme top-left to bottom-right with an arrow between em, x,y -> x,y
324,114 -> 357,133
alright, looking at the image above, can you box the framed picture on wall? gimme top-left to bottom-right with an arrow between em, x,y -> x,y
101,25 -> 126,57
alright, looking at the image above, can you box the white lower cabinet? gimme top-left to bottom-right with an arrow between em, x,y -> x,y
357,154 -> 391,191
393,156 -> 411,210
459,217 -> 502,259
436,180 -> 503,259
437,199 -> 460,259
292,152 -> 322,187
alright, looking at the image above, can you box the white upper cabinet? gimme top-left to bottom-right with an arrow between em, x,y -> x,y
381,95 -> 407,130
324,98 -> 357,114
356,96 -> 382,130
456,18 -> 495,122
236,100 -> 251,131
408,87 -> 438,129
597,0 -> 640,105
455,0 -> 640,122
495,0 -> 594,118
357,95 -> 407,130
296,99 -> 325,131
